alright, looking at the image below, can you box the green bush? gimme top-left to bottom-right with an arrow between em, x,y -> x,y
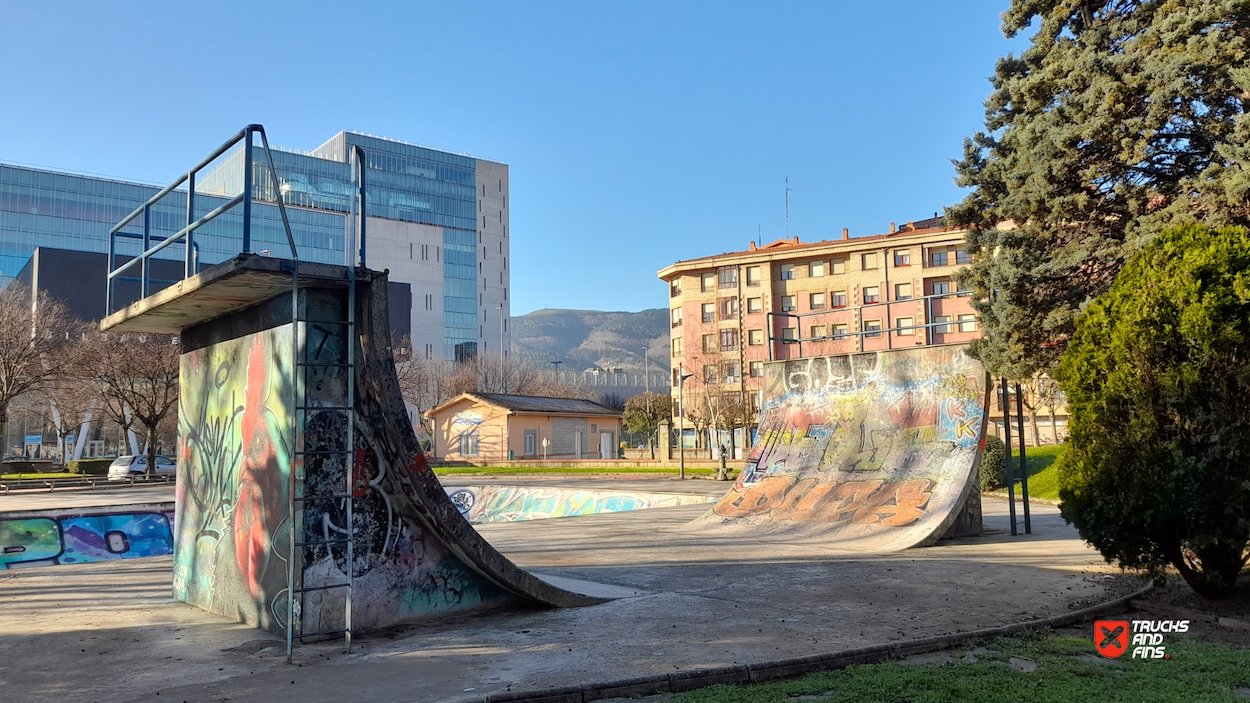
1057,224 -> 1250,599
979,435 -> 1007,490
1,459 -> 54,474
68,458 -> 114,475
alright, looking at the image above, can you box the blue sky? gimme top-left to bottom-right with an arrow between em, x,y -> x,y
0,1 -> 1029,315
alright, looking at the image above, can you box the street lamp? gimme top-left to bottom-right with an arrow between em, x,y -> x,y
677,363 -> 694,480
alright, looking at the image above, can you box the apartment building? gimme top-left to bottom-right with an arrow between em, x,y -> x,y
657,219 -> 979,417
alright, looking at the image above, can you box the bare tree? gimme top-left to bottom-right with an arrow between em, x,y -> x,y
22,373 -> 99,461
89,332 -> 180,476
0,284 -> 86,455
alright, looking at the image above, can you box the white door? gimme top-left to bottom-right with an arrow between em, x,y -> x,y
600,432 -> 613,460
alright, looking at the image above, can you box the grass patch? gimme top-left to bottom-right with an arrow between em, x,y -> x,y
432,465 -> 724,477
992,444 -> 1065,501
0,472 -> 83,480
673,632 -> 1250,702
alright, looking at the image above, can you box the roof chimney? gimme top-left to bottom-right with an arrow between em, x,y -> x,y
842,227 -> 849,240
889,222 -> 896,233
749,241 -> 757,251
905,221 -> 915,231
792,236 -> 799,244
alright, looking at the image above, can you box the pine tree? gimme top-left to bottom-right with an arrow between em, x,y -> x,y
948,1 -> 1250,377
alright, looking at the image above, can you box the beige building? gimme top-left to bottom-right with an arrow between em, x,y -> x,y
657,218 -> 980,419
425,393 -> 623,463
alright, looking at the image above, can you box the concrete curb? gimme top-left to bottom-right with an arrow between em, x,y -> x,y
469,579 -> 1155,703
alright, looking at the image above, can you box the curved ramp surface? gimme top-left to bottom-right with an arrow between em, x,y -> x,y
689,346 -> 989,551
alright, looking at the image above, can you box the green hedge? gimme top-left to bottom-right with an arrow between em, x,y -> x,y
68,458 -> 115,475
1,459 -> 55,474
979,435 -> 1007,490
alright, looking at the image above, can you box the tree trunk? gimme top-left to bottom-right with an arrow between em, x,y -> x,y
1030,412 -> 1040,447
144,421 -> 159,478
1049,410 -> 1059,444
1168,541 -> 1248,599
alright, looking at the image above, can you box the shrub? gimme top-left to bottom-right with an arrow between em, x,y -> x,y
1,459 -> 54,474
1057,225 -> 1250,598
68,458 -> 114,475
979,435 -> 1007,490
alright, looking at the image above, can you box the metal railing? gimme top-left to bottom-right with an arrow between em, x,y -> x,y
106,124 -> 299,315
765,290 -> 977,360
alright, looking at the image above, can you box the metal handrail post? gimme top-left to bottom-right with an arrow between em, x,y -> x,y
352,146 -> 367,267
242,129 -> 254,254
1001,377 -> 1018,536
185,171 -> 196,278
1015,383 -> 1032,534
141,205 -> 151,298
254,126 -> 298,260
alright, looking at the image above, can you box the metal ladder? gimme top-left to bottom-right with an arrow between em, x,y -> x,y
285,146 -> 366,662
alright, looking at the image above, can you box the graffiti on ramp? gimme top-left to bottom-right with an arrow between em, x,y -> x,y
690,345 -> 988,551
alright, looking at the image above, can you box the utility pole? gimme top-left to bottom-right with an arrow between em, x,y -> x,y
785,178 -> 793,239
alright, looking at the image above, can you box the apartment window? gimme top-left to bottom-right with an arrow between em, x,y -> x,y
673,369 -> 680,386
458,430 -> 480,457
718,266 -> 738,288
722,362 -> 741,383
863,286 -> 880,304
780,264 -> 795,280
701,273 -> 716,292
894,250 -> 911,267
702,334 -> 717,353
895,282 -> 912,300
930,250 -> 949,267
958,313 -> 978,332
749,361 -> 764,378
831,257 -> 846,275
672,337 -> 683,356
702,303 -> 715,323
862,252 -> 879,270
671,307 -> 683,327
782,327 -> 798,341
809,261 -> 825,277
781,296 -> 796,312
747,297 -> 763,314
720,328 -> 739,352
896,316 -> 915,336
934,315 -> 951,334
864,320 -> 882,338
670,279 -> 681,297
810,324 -> 827,339
745,266 -> 762,286
748,329 -> 764,345
719,297 -> 738,320
956,249 -> 973,265
703,364 -> 718,384
831,290 -> 847,308
931,281 -> 952,296
832,324 -> 848,340
809,292 -> 826,310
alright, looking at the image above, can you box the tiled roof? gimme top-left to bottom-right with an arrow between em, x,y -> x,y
665,225 -> 965,268
470,393 -> 621,416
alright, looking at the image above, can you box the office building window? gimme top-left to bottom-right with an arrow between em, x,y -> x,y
671,307 -> 683,327
702,272 -> 716,292
749,361 -> 764,378
831,257 -> 846,274
894,250 -> 911,266
862,253 -> 878,270
832,324 -> 848,340
958,313 -> 978,332
748,329 -> 764,345
832,290 -> 847,308
702,303 -> 715,323
718,266 -> 738,288
896,316 -> 915,336
780,264 -> 795,280
459,430 -> 480,456
810,292 -> 825,310
672,337 -> 683,356
863,286 -> 880,304
930,250 -> 949,267
864,320 -> 882,338
746,266 -> 761,286
781,296 -> 796,312
782,327 -> 798,341
670,279 -> 681,297
810,324 -> 827,338
895,282 -> 912,300
747,297 -> 763,314
931,281 -> 951,296
720,328 -> 739,352
934,315 -> 951,333
719,297 -> 738,320
703,334 -> 717,353
809,261 -> 825,277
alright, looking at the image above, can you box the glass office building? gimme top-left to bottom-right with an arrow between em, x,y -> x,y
0,130 -> 510,360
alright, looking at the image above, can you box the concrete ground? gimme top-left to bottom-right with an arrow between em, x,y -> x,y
0,478 -> 1129,703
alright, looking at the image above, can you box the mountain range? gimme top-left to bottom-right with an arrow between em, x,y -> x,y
510,308 -> 671,374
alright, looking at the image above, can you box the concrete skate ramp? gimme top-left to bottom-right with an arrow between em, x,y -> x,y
105,255 -> 603,639
689,346 -> 989,551
444,485 -> 717,524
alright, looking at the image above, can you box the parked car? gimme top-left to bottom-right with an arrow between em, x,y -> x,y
107,454 -> 176,481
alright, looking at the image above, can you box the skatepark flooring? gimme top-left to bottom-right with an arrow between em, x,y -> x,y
0,477 -> 1131,703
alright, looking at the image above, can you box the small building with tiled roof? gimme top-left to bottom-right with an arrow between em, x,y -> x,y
425,393 -> 623,463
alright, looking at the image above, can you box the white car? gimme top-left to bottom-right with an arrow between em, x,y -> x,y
107,455 -> 176,481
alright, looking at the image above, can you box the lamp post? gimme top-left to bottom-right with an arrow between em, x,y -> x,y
677,364 -> 694,480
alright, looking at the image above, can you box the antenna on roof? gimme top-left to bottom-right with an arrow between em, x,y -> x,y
785,178 -> 793,239
758,224 -> 762,248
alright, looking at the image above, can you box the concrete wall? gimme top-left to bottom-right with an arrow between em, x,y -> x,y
476,160 -> 510,358
366,216 -> 444,360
